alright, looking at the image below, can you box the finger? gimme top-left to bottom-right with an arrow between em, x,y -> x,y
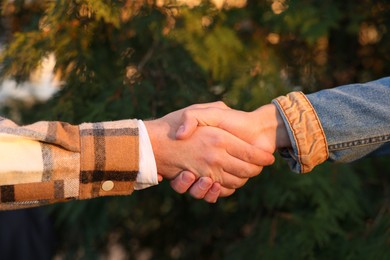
224,135 -> 275,166
203,162 -> 250,188
195,150 -> 254,187
218,174 -> 249,189
219,187 -> 236,197
158,174 -> 163,182
176,107 -> 228,140
170,171 -> 196,194
220,155 -> 264,179
201,141 -> 264,179
188,177 -> 213,199
203,182 -> 221,203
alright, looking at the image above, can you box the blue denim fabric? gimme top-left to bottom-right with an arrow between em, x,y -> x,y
274,77 -> 390,173
306,76 -> 390,163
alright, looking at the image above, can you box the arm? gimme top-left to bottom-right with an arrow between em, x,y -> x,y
304,77 -> 390,161
172,77 -> 390,198
272,76 -> 390,172
0,118 -> 140,210
0,107 -> 274,209
177,77 -> 390,172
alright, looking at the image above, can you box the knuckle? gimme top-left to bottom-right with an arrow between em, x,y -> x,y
210,134 -> 225,147
182,109 -> 193,119
230,169 -> 246,178
215,101 -> 228,108
205,154 -> 223,169
205,153 -> 218,165
242,150 -> 254,163
247,148 -> 264,164
245,165 -> 262,177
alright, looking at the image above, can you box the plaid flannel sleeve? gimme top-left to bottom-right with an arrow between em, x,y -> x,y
0,116 -> 139,210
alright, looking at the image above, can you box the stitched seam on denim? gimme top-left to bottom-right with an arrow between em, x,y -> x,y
328,134 -> 390,151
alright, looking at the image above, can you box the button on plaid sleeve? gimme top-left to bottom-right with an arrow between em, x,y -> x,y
0,117 -> 139,210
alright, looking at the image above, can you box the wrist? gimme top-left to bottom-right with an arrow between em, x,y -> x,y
251,103 -> 291,151
144,118 -> 183,179
143,119 -> 167,177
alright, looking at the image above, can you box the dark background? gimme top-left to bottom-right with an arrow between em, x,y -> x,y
0,0 -> 389,259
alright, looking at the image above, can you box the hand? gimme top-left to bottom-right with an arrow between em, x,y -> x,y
176,102 -> 291,153
144,107 -> 275,189
169,102 -> 291,202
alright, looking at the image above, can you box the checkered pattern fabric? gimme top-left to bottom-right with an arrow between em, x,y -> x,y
0,117 -> 139,210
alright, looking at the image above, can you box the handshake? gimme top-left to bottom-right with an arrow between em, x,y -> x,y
144,101 -> 292,203
1,82 -> 382,210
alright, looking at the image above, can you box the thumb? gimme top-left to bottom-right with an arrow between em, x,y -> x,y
175,108 -> 224,140
175,112 -> 202,140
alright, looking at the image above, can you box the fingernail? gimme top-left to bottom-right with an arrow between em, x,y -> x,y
182,172 -> 195,184
199,178 -> 211,190
210,184 -> 220,193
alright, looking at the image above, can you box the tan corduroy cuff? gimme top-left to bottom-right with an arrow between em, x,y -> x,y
273,92 -> 329,173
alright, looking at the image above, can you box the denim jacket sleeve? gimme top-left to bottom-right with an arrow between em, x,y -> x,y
272,76 -> 390,173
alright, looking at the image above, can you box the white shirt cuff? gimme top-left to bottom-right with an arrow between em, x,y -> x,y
134,120 -> 158,190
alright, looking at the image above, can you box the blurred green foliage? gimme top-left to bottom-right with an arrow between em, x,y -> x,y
1,0 -> 390,259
